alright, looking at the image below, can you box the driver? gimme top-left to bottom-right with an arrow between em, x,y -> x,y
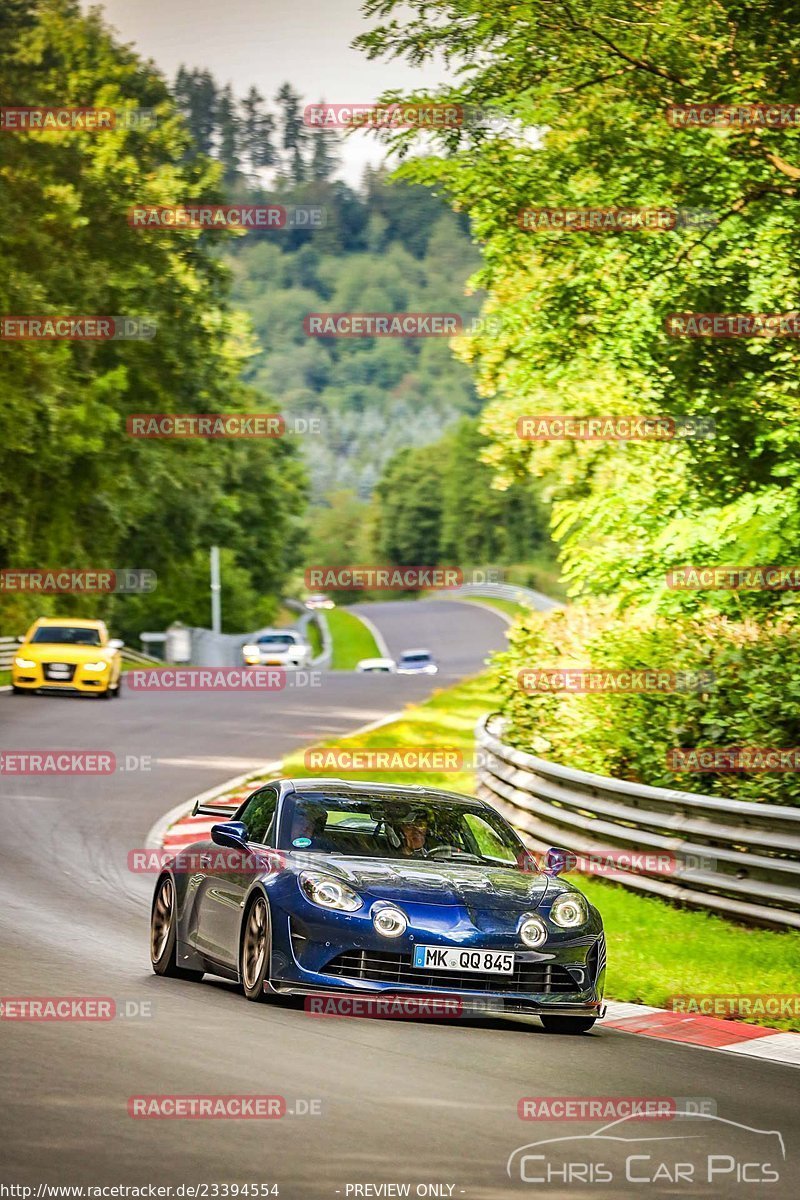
394,808 -> 430,857
290,801 -> 328,845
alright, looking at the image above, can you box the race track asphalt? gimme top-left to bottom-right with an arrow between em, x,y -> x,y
0,600 -> 797,1199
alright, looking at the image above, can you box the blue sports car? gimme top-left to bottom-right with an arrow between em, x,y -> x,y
150,778 -> 606,1033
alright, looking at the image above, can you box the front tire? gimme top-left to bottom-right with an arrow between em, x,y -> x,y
240,894 -> 272,1002
540,1015 -> 596,1034
150,875 -> 204,981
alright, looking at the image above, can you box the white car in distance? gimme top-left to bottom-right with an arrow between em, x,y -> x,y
242,630 -> 312,669
355,657 -> 397,673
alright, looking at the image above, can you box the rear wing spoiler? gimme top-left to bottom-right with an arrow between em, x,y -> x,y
192,800 -> 242,818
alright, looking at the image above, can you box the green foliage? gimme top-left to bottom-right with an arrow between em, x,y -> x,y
493,602 -> 800,805
0,0 -> 305,642
371,417 -> 554,570
327,607 -> 381,669
355,0 -> 800,803
356,0 -> 800,616
228,195 -> 483,499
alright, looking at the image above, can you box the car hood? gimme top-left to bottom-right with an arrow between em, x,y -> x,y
21,644 -> 113,663
305,855 -> 551,912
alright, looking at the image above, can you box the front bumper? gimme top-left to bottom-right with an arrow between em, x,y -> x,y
12,662 -> 112,692
268,892 -> 605,1017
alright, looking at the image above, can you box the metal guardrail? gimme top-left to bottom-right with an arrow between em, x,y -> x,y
442,581 -> 562,612
307,611 -> 332,669
0,635 -> 161,670
121,646 -> 163,666
0,636 -> 18,670
476,713 -> 800,929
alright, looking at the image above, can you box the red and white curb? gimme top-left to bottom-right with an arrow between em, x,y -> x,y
603,1001 -> 800,1067
145,748 -> 800,1070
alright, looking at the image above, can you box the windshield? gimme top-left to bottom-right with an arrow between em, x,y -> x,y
400,653 -> 431,664
257,635 -> 296,648
30,626 -> 102,646
279,792 -> 534,869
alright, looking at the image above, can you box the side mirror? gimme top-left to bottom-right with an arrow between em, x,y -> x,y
211,821 -> 249,850
544,847 -> 576,877
107,638 -> 124,651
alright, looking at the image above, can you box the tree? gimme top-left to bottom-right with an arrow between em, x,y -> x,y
240,86 -> 276,179
356,0 -> 800,616
275,82 -> 308,182
216,83 -> 240,185
0,0 -> 305,639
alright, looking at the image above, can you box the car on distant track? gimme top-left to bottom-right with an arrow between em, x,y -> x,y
397,648 -> 438,675
304,593 -> 335,610
242,629 -> 311,669
11,617 -> 123,698
355,657 -> 397,673
150,778 -> 605,1032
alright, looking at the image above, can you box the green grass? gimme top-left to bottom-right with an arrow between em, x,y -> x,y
215,668 -> 800,1031
0,669 -> 10,687
460,595 -> 526,620
327,607 -> 381,670
306,616 -> 323,658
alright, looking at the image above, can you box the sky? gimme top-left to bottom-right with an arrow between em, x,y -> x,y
92,0 -> 451,184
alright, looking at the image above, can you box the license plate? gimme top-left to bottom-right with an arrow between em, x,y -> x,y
48,666 -> 70,676
413,946 -> 515,974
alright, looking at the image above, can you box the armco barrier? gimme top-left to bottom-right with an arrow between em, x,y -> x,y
476,713 -> 800,930
441,581 -> 561,612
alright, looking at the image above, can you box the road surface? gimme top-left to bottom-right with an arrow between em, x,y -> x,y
0,601 -> 796,1198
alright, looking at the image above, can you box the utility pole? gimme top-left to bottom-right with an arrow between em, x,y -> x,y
210,545 -> 221,633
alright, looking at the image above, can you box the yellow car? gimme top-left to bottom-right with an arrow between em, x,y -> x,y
12,617 -> 124,698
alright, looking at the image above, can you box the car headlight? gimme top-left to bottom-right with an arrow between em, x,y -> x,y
372,906 -> 407,938
550,893 -> 588,928
82,661 -> 108,672
519,914 -> 548,947
14,657 -> 36,669
299,871 -> 362,912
